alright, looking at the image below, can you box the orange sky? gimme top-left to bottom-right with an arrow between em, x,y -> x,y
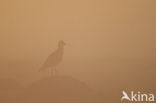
0,0 -> 156,91
0,0 -> 156,61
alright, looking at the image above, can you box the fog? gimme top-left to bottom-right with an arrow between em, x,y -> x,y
0,0 -> 156,102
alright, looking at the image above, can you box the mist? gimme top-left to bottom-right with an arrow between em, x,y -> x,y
0,0 -> 156,103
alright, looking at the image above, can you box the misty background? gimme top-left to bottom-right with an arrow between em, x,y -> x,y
0,0 -> 156,94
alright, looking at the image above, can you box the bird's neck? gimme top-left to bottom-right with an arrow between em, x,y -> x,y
58,46 -> 64,51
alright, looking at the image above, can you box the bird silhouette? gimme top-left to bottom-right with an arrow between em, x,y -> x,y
39,40 -> 66,76
121,91 -> 131,101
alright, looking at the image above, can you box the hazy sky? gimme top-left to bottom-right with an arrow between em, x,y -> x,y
0,0 -> 155,61
0,0 -> 156,92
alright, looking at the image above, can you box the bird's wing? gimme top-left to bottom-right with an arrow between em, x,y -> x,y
39,51 -> 58,71
44,51 -> 58,64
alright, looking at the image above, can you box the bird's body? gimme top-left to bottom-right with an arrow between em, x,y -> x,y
39,40 -> 66,76
40,47 -> 64,71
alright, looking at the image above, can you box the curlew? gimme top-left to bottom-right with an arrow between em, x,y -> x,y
39,40 -> 66,76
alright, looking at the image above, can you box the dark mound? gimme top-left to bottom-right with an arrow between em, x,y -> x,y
17,76 -> 100,103
0,78 -> 21,103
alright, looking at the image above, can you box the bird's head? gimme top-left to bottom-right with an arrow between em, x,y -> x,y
58,40 -> 66,47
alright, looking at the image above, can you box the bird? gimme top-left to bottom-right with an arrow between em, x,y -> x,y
39,40 -> 66,76
121,91 -> 131,101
